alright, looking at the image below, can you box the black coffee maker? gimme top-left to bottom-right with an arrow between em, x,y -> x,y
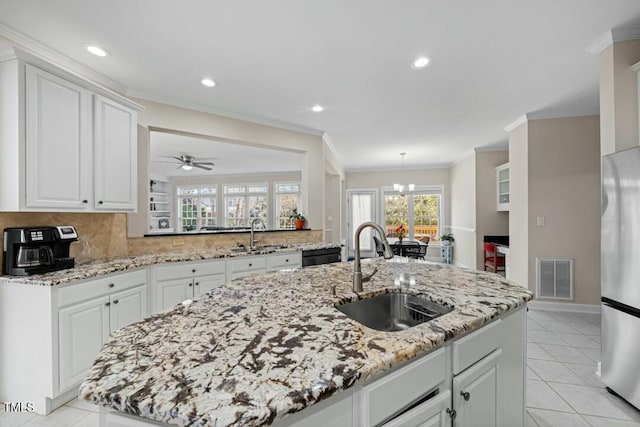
3,226 -> 79,276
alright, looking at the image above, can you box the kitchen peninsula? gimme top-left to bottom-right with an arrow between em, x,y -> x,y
78,259 -> 532,427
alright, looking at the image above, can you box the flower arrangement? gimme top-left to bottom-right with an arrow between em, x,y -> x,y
395,224 -> 408,239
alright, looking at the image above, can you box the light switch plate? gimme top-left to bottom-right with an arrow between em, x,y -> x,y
537,216 -> 545,227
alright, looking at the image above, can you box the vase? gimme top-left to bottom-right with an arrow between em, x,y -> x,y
399,237 -> 403,244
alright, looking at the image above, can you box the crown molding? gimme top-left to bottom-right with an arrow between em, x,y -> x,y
474,142 -> 508,152
587,27 -> 640,54
632,61 -> 640,73
0,22 -> 126,93
504,115 -> 528,132
128,90 -> 325,137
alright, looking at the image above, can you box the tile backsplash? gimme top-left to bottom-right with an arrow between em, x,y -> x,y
0,212 -> 322,266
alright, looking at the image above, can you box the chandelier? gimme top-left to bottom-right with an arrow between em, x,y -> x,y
393,152 -> 415,196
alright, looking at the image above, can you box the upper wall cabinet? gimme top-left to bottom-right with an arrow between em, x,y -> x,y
0,47 -> 142,212
495,162 -> 510,211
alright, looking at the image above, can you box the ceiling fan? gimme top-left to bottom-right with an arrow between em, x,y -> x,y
155,154 -> 216,171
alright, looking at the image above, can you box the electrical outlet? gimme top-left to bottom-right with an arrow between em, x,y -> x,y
537,216 -> 545,227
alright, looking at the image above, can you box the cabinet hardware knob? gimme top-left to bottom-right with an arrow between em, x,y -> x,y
82,199 -> 88,204
113,300 -> 119,304
192,269 -> 196,273
105,302 -> 111,307
461,391 -> 470,401
285,259 -> 289,262
446,408 -> 456,420
108,283 -> 115,288
249,263 -> 252,267
98,200 -> 103,204
188,283 -> 192,287
195,282 -> 199,286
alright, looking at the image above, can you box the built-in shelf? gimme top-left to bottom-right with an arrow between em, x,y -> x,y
149,178 -> 172,232
495,163 -> 510,211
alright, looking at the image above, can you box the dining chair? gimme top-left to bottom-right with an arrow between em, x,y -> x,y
484,242 -> 505,273
402,241 -> 423,259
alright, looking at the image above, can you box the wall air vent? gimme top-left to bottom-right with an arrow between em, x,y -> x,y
536,258 -> 574,300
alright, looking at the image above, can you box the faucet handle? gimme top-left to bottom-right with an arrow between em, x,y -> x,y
362,267 -> 379,283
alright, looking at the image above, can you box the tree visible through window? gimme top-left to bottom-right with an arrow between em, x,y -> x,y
224,184 -> 268,227
275,183 -> 301,228
384,190 -> 441,241
177,186 -> 216,232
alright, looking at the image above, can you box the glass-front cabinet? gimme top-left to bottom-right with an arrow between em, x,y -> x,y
495,163 -> 510,211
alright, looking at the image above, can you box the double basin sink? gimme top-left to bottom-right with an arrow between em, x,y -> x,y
336,292 -> 453,332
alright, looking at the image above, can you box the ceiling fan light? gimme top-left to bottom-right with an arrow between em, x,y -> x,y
181,164 -> 194,171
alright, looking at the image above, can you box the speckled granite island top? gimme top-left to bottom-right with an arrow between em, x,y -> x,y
0,242 -> 340,286
78,259 -> 533,427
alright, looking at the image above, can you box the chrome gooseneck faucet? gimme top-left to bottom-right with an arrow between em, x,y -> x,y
353,221 -> 394,292
250,218 -> 266,249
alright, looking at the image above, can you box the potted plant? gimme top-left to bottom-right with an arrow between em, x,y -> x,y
289,208 -> 307,230
440,233 -> 455,246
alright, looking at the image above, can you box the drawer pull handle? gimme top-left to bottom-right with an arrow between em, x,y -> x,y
105,302 -> 111,307
113,300 -> 119,305
460,391 -> 470,401
446,408 -> 456,420
108,283 -> 115,288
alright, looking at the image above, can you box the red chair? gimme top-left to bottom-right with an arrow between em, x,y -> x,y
484,243 -> 505,274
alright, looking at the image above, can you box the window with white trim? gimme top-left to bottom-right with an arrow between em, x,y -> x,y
275,182 -> 301,229
177,186 -> 217,232
383,187 -> 443,241
224,184 -> 268,227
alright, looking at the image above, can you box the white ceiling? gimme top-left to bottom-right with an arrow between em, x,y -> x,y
2,1 -> 640,170
150,132 -> 302,177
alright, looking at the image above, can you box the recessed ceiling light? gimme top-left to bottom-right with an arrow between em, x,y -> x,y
85,45 -> 110,57
311,105 -> 324,112
201,78 -> 216,87
411,56 -> 431,69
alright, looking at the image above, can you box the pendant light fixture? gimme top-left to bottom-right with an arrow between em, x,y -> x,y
393,152 -> 415,196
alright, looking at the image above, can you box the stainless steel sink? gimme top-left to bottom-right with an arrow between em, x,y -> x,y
336,293 -> 453,332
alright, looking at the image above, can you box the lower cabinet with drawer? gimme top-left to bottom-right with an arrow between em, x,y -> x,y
267,251 -> 302,271
228,256 -> 267,281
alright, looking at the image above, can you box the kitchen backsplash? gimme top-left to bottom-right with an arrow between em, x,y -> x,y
0,212 -> 322,266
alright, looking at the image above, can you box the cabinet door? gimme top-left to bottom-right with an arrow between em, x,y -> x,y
93,95 -> 137,211
194,274 -> 225,297
109,285 -> 147,334
382,390 -> 451,427
58,296 -> 110,391
25,64 -> 92,209
156,278 -> 194,311
452,349 -> 501,427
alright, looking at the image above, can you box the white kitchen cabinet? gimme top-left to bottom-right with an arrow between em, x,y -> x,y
152,260 -> 226,311
267,252 -> 302,271
496,163 -> 510,211
452,349 -> 501,427
25,64 -> 92,209
0,47 -> 142,212
109,285 -> 147,332
58,295 -> 110,391
228,256 -> 267,281
382,391 -> 451,427
93,95 -> 137,211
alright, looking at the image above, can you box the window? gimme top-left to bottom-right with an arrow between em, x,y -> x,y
224,184 -> 268,227
177,186 -> 216,232
384,187 -> 442,241
275,182 -> 301,228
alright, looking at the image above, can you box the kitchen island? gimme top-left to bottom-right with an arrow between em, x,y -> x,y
78,258 -> 533,426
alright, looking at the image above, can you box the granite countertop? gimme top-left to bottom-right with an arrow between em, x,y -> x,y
0,242 -> 341,286
79,258 -> 533,427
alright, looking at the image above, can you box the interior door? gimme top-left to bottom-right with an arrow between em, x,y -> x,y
347,189 -> 378,259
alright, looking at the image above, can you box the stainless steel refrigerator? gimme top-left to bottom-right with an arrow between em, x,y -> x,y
601,146 -> 640,409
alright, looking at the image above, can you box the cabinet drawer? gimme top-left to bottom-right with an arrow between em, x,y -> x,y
452,319 -> 502,374
268,252 -> 302,270
362,348 -> 446,427
58,269 -> 146,307
155,260 -> 226,282
228,256 -> 267,273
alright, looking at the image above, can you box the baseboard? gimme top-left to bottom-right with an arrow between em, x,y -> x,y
528,300 -> 601,314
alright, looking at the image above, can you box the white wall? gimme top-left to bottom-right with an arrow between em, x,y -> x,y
449,155 -> 476,269
509,122 -> 529,287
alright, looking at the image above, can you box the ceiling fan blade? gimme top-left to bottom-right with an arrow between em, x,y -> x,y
154,160 -> 181,164
173,156 -> 186,162
194,164 -> 212,171
195,162 -> 215,166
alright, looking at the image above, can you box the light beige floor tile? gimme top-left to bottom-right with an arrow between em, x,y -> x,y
528,342 -> 556,361
527,379 -> 575,412
578,347 -> 601,363
590,335 -> 602,344
71,412 -> 98,427
547,383 -> 640,421
64,399 -> 98,413
0,409 -> 38,427
553,332 -> 600,349
539,344 -> 595,365
529,329 -> 571,346
528,319 -> 547,331
574,313 -> 602,325
528,408 -> 590,427
570,323 -> 602,336
583,415 -> 640,426
547,311 -> 589,324
23,407 -> 91,427
528,365 -> 542,380
528,410 -> 541,426
536,320 -> 582,333
528,359 -> 586,385
528,310 -> 561,323
563,362 -> 606,388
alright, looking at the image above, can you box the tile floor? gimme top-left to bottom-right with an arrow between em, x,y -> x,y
3,307 -> 639,426
526,308 -> 640,427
